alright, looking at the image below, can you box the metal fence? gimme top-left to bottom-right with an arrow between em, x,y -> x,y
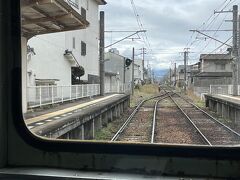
105,83 -> 132,94
27,84 -> 100,108
209,85 -> 240,95
27,83 -> 132,109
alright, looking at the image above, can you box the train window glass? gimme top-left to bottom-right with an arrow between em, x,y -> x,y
21,0 -> 240,147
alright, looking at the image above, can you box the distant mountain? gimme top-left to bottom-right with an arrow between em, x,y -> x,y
153,69 -> 168,78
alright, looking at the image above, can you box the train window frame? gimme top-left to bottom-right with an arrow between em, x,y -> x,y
15,0 -> 240,157
2,1 -> 240,178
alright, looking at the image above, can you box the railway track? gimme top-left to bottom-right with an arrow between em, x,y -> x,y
153,96 -> 206,145
169,93 -> 240,146
111,91 -> 170,142
112,88 -> 240,146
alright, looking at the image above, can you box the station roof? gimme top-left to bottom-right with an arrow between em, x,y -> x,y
21,0 -> 90,39
200,54 -> 232,61
95,0 -> 107,5
194,72 -> 232,77
105,71 -> 118,76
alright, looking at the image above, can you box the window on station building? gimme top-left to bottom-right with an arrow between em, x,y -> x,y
216,64 -> 226,71
67,0 -> 79,9
81,7 -> 87,20
86,0 -> 89,10
73,37 -> 76,49
81,41 -> 86,56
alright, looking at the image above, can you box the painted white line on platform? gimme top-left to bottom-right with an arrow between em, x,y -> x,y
218,94 -> 240,101
25,94 -> 121,125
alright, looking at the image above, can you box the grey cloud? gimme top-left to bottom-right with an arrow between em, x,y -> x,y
102,0 -> 234,71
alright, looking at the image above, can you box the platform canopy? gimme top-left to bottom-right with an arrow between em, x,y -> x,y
21,0 -> 90,38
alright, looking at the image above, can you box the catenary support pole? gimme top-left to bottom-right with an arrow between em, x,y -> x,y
123,58 -> 126,84
142,47 -> 146,81
132,47 -> 135,95
184,51 -> 187,93
214,5 -> 239,95
174,62 -> 177,87
169,67 -> 172,85
238,14 -> 240,87
232,5 -> 238,96
99,11 -> 105,96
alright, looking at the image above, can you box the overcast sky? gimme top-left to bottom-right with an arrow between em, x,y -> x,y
101,0 -> 238,74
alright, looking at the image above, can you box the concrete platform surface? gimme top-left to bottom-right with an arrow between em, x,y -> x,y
24,94 -> 129,138
206,94 -> 240,107
205,94 -> 240,124
25,94 -> 121,125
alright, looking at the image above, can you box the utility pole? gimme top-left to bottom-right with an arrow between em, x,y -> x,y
238,14 -> 240,85
152,71 -> 155,83
174,62 -> 177,87
132,47 -> 135,95
123,58 -> 126,84
184,51 -> 188,93
169,67 -> 172,86
141,47 -> 146,81
232,5 -> 238,96
99,11 -> 105,96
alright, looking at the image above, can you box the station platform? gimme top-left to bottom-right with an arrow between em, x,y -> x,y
205,94 -> 240,123
24,94 -> 130,139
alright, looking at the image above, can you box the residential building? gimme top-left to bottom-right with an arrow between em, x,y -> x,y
105,51 -> 132,85
133,59 -> 144,85
190,54 -> 232,97
21,0 -> 106,113
175,65 -> 191,88
27,0 -> 106,87
104,50 -> 144,91
187,62 -> 200,87
104,72 -> 119,93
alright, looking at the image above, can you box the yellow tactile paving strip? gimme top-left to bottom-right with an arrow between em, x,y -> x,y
25,94 -> 120,125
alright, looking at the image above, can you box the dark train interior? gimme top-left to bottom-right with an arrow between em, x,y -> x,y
0,1 -> 240,179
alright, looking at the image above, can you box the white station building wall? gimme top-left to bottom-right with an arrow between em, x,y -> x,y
28,33 -> 71,86
27,0 -> 100,86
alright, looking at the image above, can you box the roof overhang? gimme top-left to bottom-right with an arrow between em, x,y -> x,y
200,54 -> 232,61
95,0 -> 107,5
21,0 -> 90,39
105,72 -> 118,76
194,72 -> 232,77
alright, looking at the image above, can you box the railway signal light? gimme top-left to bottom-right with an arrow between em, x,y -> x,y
125,58 -> 132,67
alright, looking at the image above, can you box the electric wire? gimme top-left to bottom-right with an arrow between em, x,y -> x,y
129,0 -> 154,62
186,0 -> 233,51
185,0 -> 235,64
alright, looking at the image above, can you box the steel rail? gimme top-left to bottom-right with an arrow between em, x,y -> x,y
111,92 -> 169,142
175,93 -> 240,138
151,100 -> 159,143
169,94 -> 212,146
150,94 -> 172,143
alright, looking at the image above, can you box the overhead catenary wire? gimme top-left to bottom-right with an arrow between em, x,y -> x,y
191,36 -> 232,66
185,0 -> 230,49
129,0 -> 154,62
197,12 -> 230,54
186,0 -> 234,51
185,0 -> 236,64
